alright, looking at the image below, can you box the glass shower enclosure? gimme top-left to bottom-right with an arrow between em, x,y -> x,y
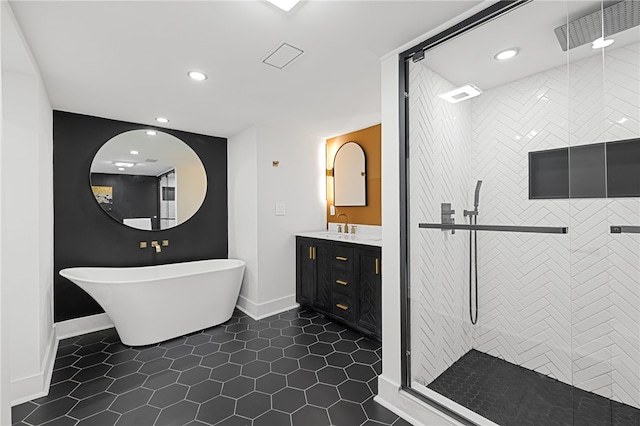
400,1 -> 640,424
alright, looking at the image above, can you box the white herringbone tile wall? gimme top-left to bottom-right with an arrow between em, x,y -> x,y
409,42 -> 640,408
408,63 -> 473,385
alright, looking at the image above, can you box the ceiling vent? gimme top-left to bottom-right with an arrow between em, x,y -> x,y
554,0 -> 639,51
144,158 -> 158,163
262,42 -> 304,70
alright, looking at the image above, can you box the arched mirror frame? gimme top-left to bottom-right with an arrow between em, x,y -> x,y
89,129 -> 207,231
333,141 -> 367,206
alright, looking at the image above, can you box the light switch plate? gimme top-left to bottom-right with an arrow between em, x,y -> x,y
275,203 -> 286,216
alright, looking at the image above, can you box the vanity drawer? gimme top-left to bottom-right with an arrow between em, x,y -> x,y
332,294 -> 354,322
332,270 -> 354,296
332,246 -> 354,272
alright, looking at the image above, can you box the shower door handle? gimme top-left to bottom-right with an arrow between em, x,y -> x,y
610,226 -> 640,234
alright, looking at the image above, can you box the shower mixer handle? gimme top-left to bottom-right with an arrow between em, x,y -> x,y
441,203 -> 456,235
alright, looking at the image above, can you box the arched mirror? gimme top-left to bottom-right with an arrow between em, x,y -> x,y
90,129 -> 207,230
333,141 -> 366,206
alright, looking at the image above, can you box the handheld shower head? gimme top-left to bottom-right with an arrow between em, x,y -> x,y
473,180 -> 482,209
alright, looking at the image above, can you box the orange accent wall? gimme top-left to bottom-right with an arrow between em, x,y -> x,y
326,124 -> 381,227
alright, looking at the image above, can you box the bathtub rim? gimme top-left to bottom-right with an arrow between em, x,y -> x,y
59,258 -> 245,285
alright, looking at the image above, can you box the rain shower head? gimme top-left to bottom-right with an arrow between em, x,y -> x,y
474,180 -> 483,209
554,0 -> 639,51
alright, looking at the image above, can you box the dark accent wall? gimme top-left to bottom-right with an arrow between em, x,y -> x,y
90,173 -> 160,229
54,111 -> 228,322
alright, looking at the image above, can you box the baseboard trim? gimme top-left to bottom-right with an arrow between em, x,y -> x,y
55,313 -> 114,340
10,330 -> 58,406
236,294 -> 299,320
375,375 -> 466,426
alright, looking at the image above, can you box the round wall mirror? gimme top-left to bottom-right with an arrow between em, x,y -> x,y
333,141 -> 366,206
90,129 -> 207,230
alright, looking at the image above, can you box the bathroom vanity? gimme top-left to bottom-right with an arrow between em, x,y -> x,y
296,231 -> 381,340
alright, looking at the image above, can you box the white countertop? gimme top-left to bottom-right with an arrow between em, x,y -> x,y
296,231 -> 382,247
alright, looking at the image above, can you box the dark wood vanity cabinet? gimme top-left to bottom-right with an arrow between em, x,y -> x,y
296,236 -> 381,340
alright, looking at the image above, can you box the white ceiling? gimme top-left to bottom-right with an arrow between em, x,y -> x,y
9,0 -> 482,139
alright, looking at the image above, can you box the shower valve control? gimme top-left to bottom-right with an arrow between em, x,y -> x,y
441,203 -> 456,235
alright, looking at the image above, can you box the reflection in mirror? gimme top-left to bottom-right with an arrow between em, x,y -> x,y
333,141 -> 366,206
90,130 -> 207,230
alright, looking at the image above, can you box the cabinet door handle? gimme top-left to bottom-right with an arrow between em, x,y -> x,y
375,258 -> 380,275
312,247 -> 317,260
336,303 -> 349,311
336,280 -> 348,286
336,256 -> 348,261
309,247 -> 313,259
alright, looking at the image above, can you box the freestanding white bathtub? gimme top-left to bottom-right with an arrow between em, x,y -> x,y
59,259 -> 245,346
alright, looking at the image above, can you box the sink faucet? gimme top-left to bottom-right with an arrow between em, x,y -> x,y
337,213 -> 349,234
151,241 -> 161,253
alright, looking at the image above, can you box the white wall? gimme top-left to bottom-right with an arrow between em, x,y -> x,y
229,125 -> 325,319
1,2 -> 55,411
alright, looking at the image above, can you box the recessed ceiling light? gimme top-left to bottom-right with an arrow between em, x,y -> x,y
114,162 -> 135,168
146,130 -> 157,136
187,71 -> 207,81
118,168 -> 125,171
592,37 -> 614,49
438,84 -> 483,104
155,117 -> 169,123
494,48 -> 519,61
266,0 -> 300,11
130,150 -> 139,155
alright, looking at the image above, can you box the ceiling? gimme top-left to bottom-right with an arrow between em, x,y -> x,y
9,0 -> 482,139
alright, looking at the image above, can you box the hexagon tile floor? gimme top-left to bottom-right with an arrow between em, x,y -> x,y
428,349 -> 640,426
12,308 -> 411,426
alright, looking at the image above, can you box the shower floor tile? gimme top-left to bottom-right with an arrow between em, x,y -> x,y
12,308 -> 411,426
427,349 -> 640,426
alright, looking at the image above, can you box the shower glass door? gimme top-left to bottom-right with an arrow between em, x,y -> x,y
403,1 -> 640,425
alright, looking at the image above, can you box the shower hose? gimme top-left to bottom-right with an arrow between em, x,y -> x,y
469,215 -> 479,325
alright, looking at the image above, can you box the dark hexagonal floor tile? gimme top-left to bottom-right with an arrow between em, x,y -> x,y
227,322 -> 249,333
229,349 -> 257,365
257,347 -> 283,362
178,366 -> 211,386
216,415 -> 253,426
110,387 -> 153,414
148,383 -> 189,408
193,342 -> 221,356
317,331 -> 340,343
246,338 -> 270,351
52,366 -> 81,385
254,410 -> 291,426
54,355 -> 80,370
339,330 -> 362,342
292,405 -> 331,426
317,366 -> 348,386
159,336 -> 187,349
290,318 -> 311,327
74,342 -> 108,356
107,372 -> 146,394
68,392 -> 116,420
271,357 -> 299,375
333,340 -> 358,354
258,328 -> 281,339
197,395 -> 236,425
256,372 -> 287,394
305,383 -> 340,408
185,333 -> 210,346
248,321 -> 270,331
138,357 -> 171,376
338,380 -> 372,403
71,363 -> 110,383
220,340 -> 246,354
324,322 -> 347,333
210,363 -> 242,382
236,391 -> 271,419
143,369 -> 180,390
235,330 -> 259,341
70,376 -> 114,399
269,319 -> 291,329
351,349 -> 379,364
357,339 -> 380,350
115,404 -> 160,426
107,360 -> 144,379
201,351 -> 230,368
272,387 -> 306,413
271,335 -> 295,348
76,410 -> 119,426
24,397 -> 77,425
33,381 -> 79,405
164,344 -> 193,359
294,334 -> 318,346
328,400 -> 367,426
105,349 -> 138,365
287,369 -> 317,390
299,354 -> 327,371
209,331 -> 236,344
155,400 -> 198,426
362,397 -> 399,424
222,376 -> 255,398
326,352 -> 354,368
241,360 -> 270,378
346,363 -> 377,382
280,326 -> 304,337
186,379 -> 223,403
73,352 -> 110,368
171,354 -> 201,371
302,324 -> 325,335
134,347 -> 166,362
283,345 -> 310,359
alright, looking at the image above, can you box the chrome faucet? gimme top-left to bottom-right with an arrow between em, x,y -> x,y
337,213 -> 349,234
151,241 -> 161,253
